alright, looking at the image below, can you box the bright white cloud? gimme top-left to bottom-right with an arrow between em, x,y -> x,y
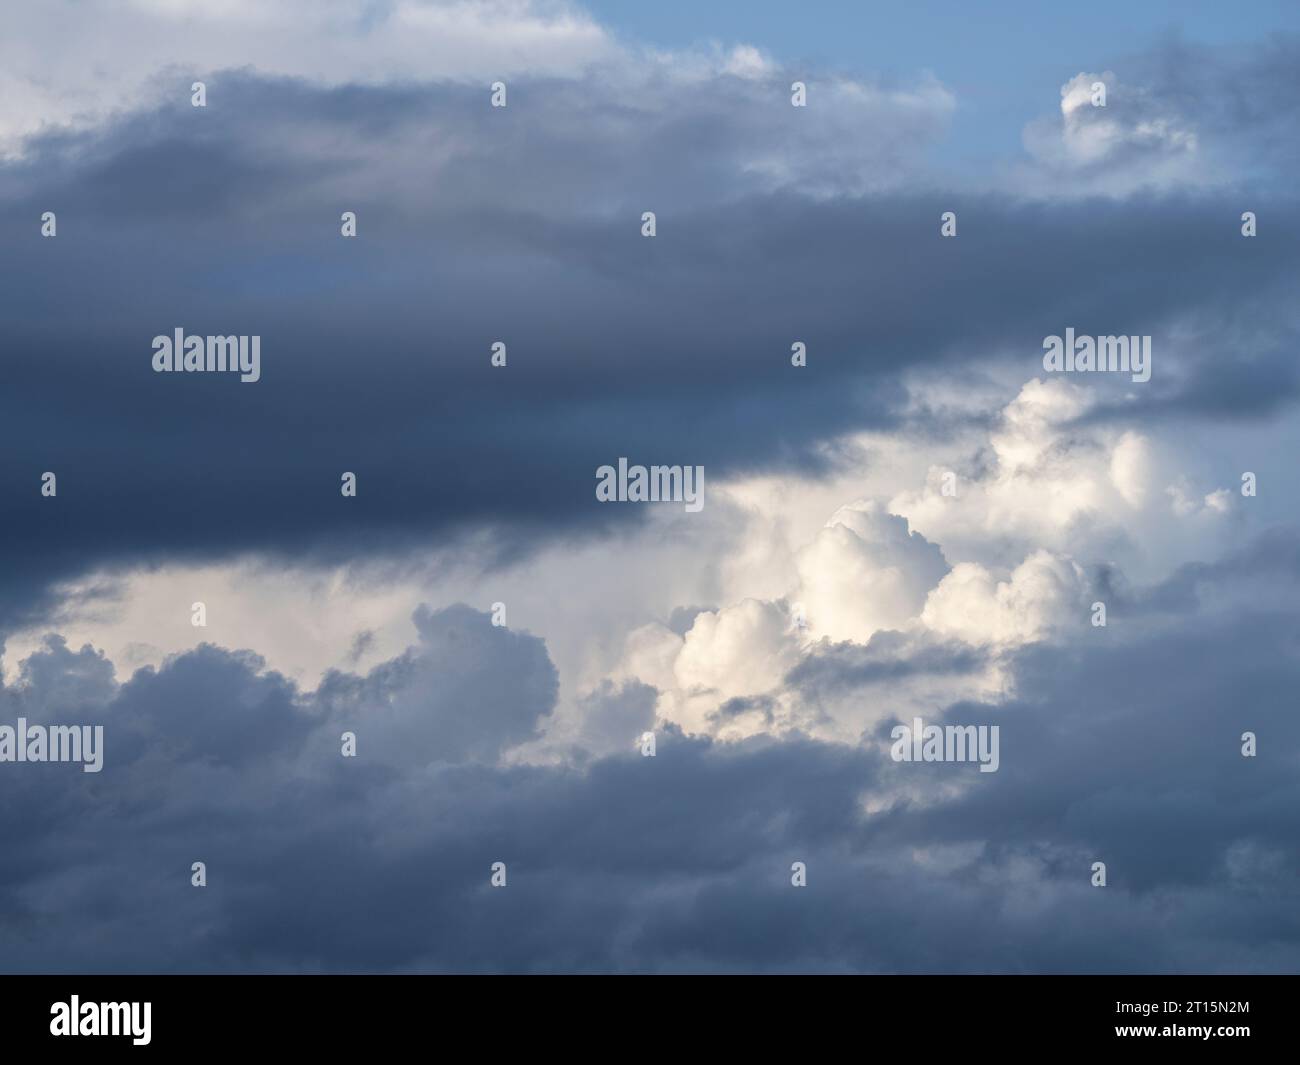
920,549 -> 1087,648
794,500 -> 947,644
674,598 -> 800,701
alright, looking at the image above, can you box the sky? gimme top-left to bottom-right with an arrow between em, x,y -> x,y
587,0 -> 1300,168
0,0 -> 1298,973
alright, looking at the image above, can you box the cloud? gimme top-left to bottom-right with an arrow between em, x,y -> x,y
1016,38 -> 1300,196
920,550 -> 1089,648
1022,70 -> 1201,192
794,500 -> 947,644
1109,430 -> 1152,507
3,574 -> 1300,972
1,67 -> 1297,637
671,599 -> 803,736
3,6 -> 1300,976
888,378 -> 1244,582
0,0 -> 617,157
313,603 -> 558,765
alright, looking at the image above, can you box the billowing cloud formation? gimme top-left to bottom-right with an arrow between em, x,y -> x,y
795,500 -> 948,644
921,550 -> 1088,647
3,4 -> 1300,976
2,37 -> 1300,635
313,603 -> 558,764
888,378 -> 1247,581
603,368 -> 1254,745
2,571 -> 1299,972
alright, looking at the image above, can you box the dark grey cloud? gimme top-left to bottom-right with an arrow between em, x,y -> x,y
1094,527 -> 1300,621
786,629 -> 990,698
1,45 -> 1299,632
1,588 -> 1297,973
314,603 -> 558,765
567,679 -> 657,757
2,28 -> 1300,978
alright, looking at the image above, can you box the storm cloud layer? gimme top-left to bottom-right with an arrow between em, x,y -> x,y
2,2 -> 1299,974
1,43 -> 1299,626
2,575 -> 1298,973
